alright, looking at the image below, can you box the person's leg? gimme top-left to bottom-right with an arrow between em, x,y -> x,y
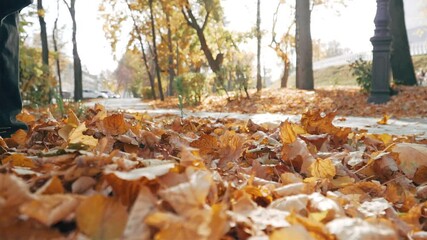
0,12 -> 27,138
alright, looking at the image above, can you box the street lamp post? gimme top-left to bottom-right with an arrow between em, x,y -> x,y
368,0 -> 392,104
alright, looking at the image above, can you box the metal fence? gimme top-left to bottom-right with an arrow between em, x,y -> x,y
313,41 -> 427,70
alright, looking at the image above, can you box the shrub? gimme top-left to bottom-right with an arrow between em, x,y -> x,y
174,73 -> 207,105
349,58 -> 372,93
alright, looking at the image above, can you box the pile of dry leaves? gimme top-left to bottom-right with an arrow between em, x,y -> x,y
1,104 -> 427,239
151,86 -> 427,118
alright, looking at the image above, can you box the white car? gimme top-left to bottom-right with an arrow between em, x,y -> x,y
83,89 -> 108,99
100,90 -> 120,98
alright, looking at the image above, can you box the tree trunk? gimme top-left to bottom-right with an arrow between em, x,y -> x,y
281,58 -> 290,88
125,0 -> 156,99
64,0 -> 83,101
149,0 -> 164,101
256,0 -> 262,92
52,0 -> 63,98
295,0 -> 314,90
166,12 -> 175,96
389,0 -> 417,85
37,0 -> 49,67
181,2 -> 228,96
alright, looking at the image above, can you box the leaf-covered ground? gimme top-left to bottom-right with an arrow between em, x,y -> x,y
2,103 -> 427,239
150,86 -> 427,118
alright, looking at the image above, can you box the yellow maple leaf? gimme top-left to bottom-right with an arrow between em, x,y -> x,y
377,114 -> 390,125
67,109 -> 80,127
280,120 -> 306,144
68,123 -> 98,149
308,158 -> 336,179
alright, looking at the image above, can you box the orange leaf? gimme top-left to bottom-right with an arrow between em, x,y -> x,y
2,154 -> 36,168
36,176 -> 64,195
16,110 -> 36,124
190,134 -> 219,155
10,129 -> 27,146
20,194 -> 79,226
76,194 -> 128,240
377,114 -> 390,125
102,113 -> 129,135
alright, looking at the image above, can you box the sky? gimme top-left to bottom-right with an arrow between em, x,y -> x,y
28,0 -> 378,81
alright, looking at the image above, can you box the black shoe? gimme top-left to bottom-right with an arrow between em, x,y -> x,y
0,123 -> 27,138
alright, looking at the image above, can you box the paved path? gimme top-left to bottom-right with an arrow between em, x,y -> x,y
84,98 -> 427,139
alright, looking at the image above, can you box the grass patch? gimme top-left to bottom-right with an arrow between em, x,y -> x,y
273,54 -> 427,88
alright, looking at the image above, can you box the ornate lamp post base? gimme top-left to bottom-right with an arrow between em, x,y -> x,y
368,0 -> 392,104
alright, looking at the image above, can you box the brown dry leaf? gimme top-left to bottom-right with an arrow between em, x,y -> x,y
270,225 -> 314,240
0,220 -> 62,239
58,124 -> 75,142
308,192 -> 345,218
123,186 -> 157,240
158,169 -> 212,215
102,113 -> 129,135
145,209 -> 211,240
286,211 -> 334,240
279,120 -> 306,144
301,110 -> 351,145
218,131 -> 245,167
339,181 -> 384,202
207,204 -> 229,240
76,194 -> 128,240
20,194 -> 79,226
2,153 -> 36,168
105,173 -> 142,207
105,162 -> 175,181
90,103 -> 108,123
281,138 -> 315,174
413,165 -> 427,185
326,218 -> 398,240
190,134 -> 219,156
269,194 -> 309,213
231,191 -> 290,231
308,158 -> 336,179
71,176 -> 97,194
36,176 -> 65,195
0,174 -> 33,210
392,143 -> 427,179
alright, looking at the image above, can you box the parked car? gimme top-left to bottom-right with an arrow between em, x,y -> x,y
100,90 -> 120,98
82,89 -> 108,99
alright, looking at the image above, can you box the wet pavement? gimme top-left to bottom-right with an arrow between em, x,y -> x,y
84,98 -> 427,139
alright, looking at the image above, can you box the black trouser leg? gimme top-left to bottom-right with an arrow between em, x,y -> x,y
0,12 -> 27,138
